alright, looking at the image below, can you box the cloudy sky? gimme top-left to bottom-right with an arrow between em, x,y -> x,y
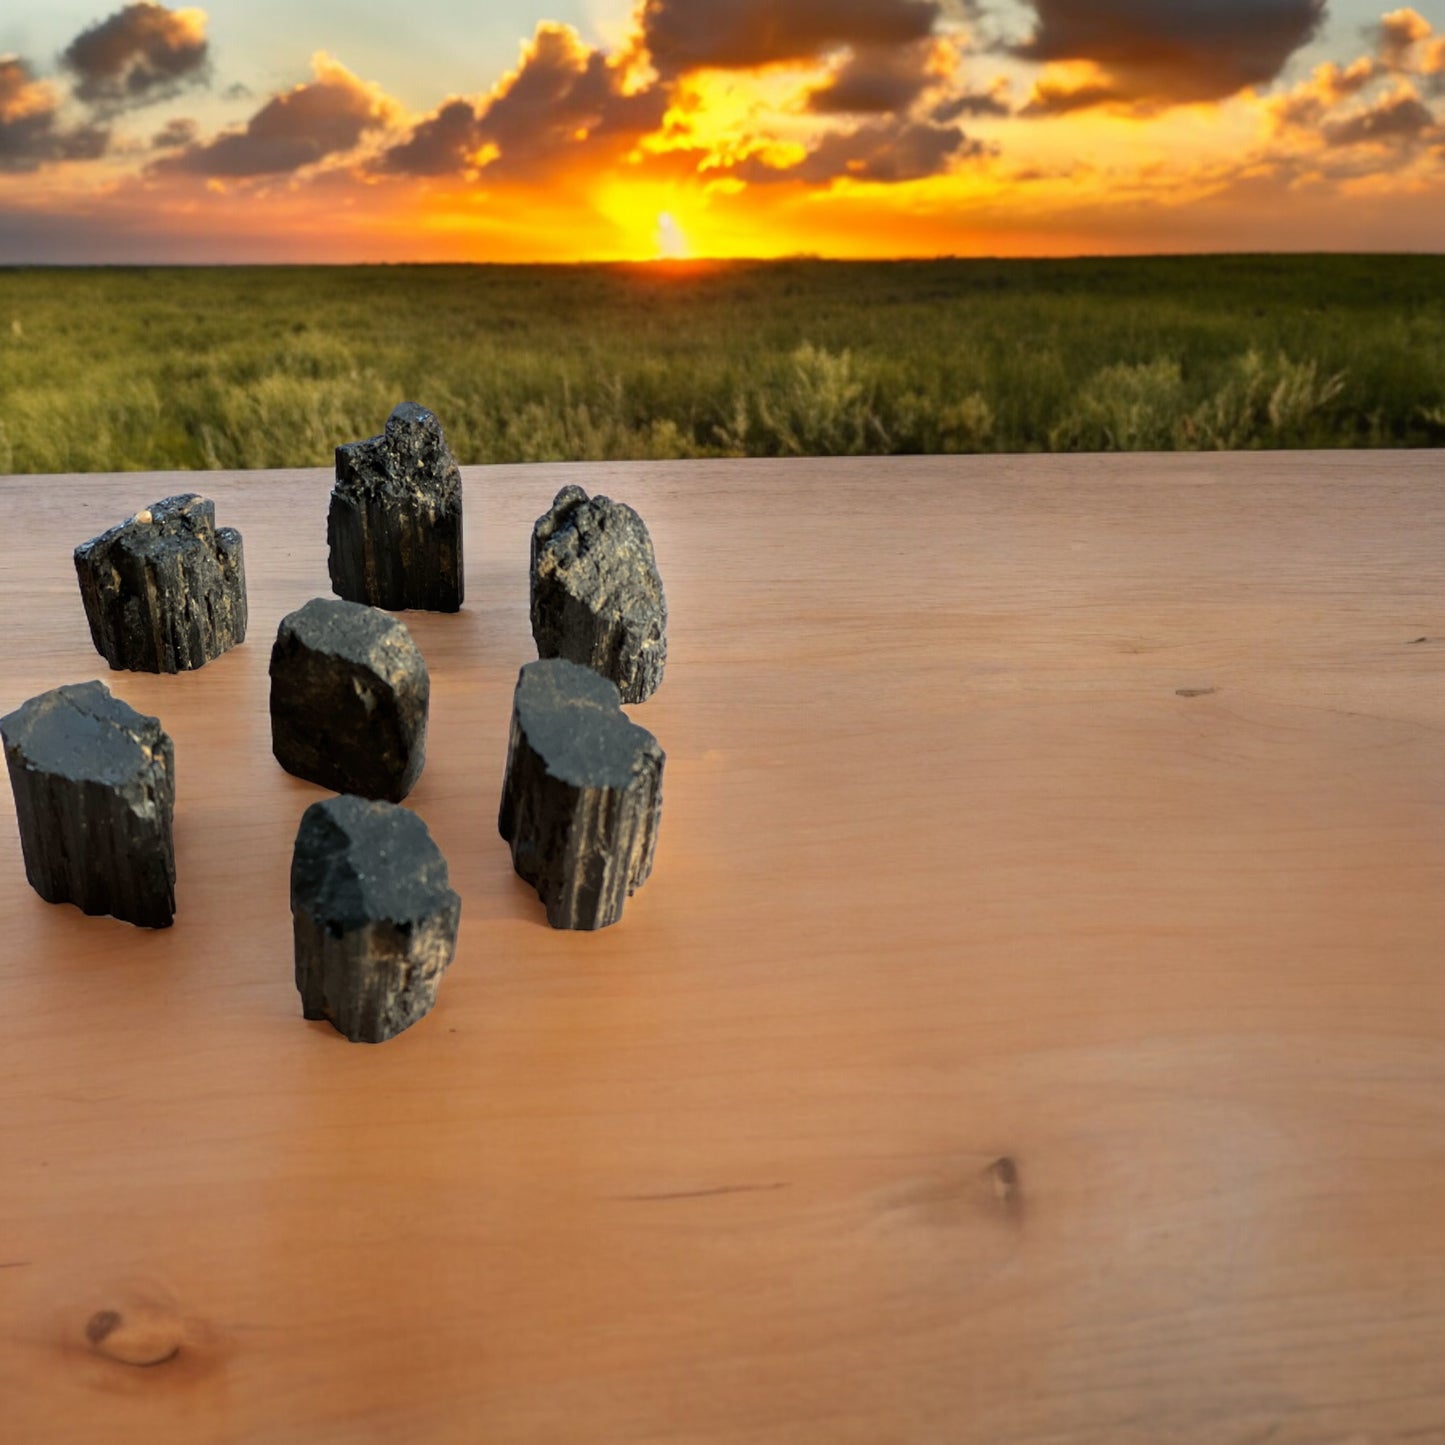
1,0 -> 1442,261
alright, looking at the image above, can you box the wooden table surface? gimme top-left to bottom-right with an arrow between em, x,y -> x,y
1,452 -> 1442,1444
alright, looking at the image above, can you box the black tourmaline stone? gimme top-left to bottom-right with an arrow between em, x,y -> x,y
330,402 -> 464,612
498,658 -> 664,931
74,494 -> 247,673
269,597 -> 429,802
291,795 -> 461,1043
530,485 -> 666,703
1,680 -> 175,928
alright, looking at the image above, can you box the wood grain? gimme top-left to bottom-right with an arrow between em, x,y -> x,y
0,451 -> 1442,1445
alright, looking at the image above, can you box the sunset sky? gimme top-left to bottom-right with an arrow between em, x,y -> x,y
1,0 -> 1442,261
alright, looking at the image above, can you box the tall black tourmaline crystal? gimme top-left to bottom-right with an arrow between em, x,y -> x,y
498,658 -> 664,931
329,402 -> 464,612
291,795 -> 461,1043
1,680 -> 176,928
530,485 -> 666,703
270,598 -> 429,802
74,494 -> 247,673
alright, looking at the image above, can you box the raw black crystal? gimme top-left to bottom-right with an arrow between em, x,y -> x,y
498,658 -> 664,931
269,597 -> 429,803
74,494 -> 247,673
1,680 -> 175,928
330,402 -> 464,612
291,795 -> 461,1043
530,485 -> 667,703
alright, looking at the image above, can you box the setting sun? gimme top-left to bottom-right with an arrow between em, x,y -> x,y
656,213 -> 688,259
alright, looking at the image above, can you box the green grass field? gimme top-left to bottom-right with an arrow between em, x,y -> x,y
1,255 -> 1442,473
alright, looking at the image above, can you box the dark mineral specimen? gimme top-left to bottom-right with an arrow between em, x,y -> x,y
269,597 -> 429,803
498,658 -> 664,930
1,680 -> 175,928
531,485 -> 667,703
330,402 -> 464,612
291,795 -> 461,1043
74,494 -> 247,673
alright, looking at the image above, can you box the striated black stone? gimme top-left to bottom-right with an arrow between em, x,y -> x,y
1,681 -> 175,928
269,598 -> 429,803
330,402 -> 464,612
498,658 -> 663,931
291,795 -> 461,1043
531,485 -> 667,703
74,494 -> 247,673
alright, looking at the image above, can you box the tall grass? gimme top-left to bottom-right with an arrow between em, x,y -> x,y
0,256 -> 1441,472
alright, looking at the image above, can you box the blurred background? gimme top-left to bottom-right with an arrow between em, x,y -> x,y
2,0 -> 1443,469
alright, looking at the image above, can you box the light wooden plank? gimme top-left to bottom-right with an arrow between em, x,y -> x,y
0,451 -> 1442,1444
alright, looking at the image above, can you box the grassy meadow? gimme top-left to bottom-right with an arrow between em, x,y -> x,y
1,255 -> 1443,473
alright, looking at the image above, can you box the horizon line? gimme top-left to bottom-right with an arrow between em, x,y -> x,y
2,250 -> 1444,270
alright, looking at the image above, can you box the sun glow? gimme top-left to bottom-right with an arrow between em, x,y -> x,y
656,211 -> 688,258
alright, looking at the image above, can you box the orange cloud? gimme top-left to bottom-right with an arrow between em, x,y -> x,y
381,23 -> 666,181
1022,63 -> 1132,116
1378,8 -> 1434,69
1015,0 -> 1325,112
730,116 -> 987,184
153,53 -> 400,176
1258,20 -> 1443,160
381,14 -> 990,192
1323,83 -> 1439,148
932,77 -> 1012,121
1267,56 -> 1376,131
150,114 -> 197,149
0,56 -> 109,170
805,36 -> 957,115
381,98 -> 484,177
61,2 -> 209,112
637,0 -> 942,76
1375,9 -> 1445,93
